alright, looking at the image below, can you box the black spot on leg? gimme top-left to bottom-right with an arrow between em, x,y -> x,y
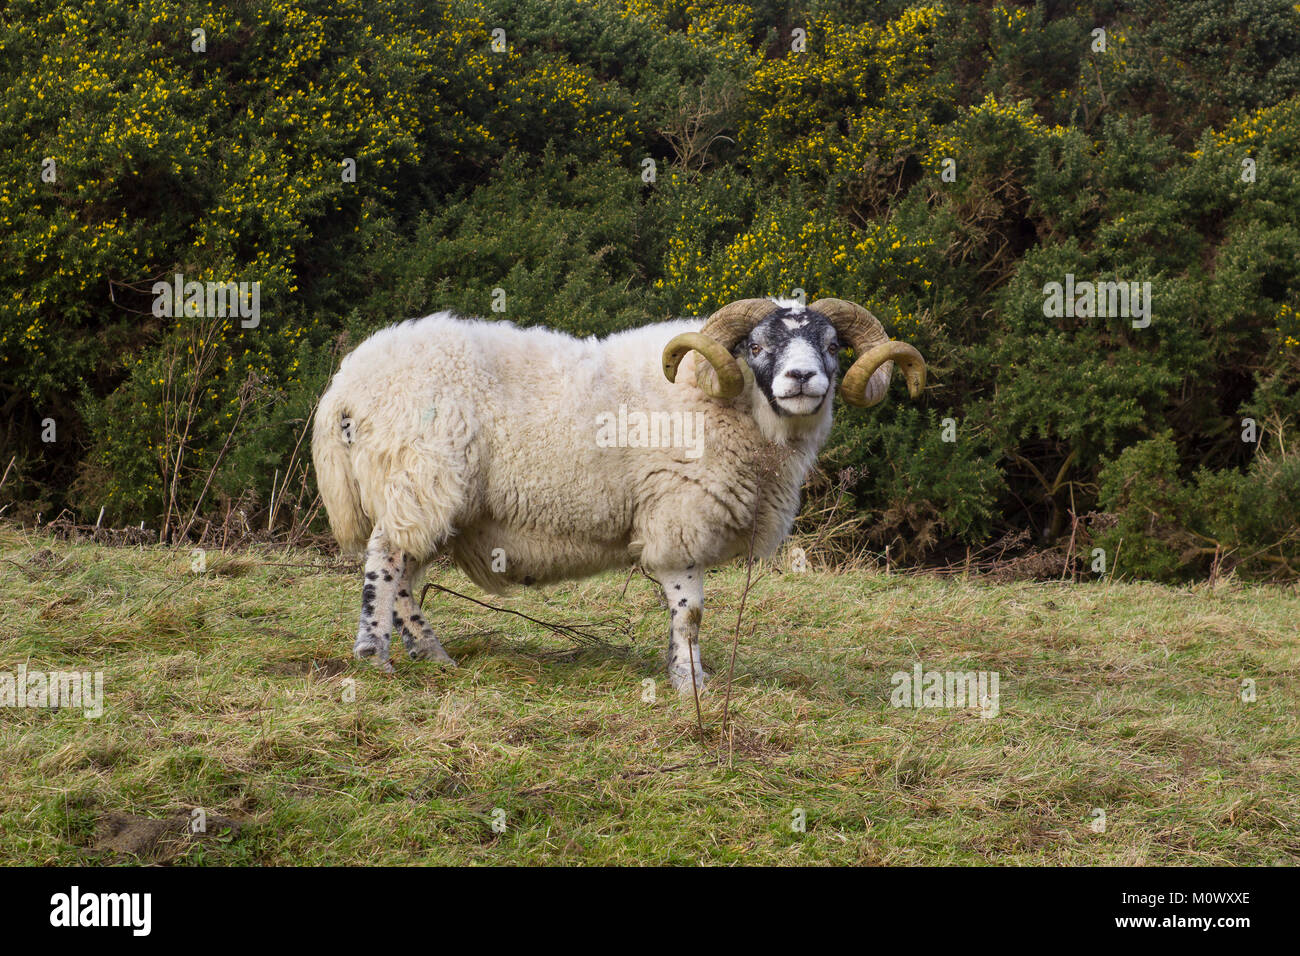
365,571 -> 378,581
398,590 -> 409,598
678,598 -> 688,607
382,571 -> 392,582
673,584 -> 681,590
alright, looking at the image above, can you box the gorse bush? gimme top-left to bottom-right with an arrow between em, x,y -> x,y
1097,429 -> 1300,580
1,0 -> 1297,579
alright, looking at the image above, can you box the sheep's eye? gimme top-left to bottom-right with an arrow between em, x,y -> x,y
827,341 -> 838,353
749,343 -> 762,357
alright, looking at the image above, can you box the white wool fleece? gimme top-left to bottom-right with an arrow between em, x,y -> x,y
311,312 -> 835,591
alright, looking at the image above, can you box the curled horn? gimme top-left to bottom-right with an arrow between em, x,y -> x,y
809,297 -> 926,408
662,298 -> 774,399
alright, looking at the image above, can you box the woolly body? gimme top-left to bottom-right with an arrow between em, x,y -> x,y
312,311 -> 831,595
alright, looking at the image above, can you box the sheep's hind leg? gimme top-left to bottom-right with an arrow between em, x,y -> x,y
659,567 -> 708,694
392,560 -> 456,666
353,526 -> 402,673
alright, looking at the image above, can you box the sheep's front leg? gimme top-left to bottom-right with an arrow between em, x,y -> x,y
660,567 -> 708,694
392,562 -> 456,666
354,526 -> 402,672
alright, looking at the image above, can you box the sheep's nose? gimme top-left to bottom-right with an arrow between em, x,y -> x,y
784,368 -> 816,383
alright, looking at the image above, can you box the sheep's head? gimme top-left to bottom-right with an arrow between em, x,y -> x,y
662,297 -> 926,416
741,303 -> 841,417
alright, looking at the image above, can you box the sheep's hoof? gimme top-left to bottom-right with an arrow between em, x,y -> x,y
408,637 -> 457,667
354,638 -> 394,673
669,667 -> 709,695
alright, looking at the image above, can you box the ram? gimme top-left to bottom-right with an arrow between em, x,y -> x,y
311,297 -> 925,691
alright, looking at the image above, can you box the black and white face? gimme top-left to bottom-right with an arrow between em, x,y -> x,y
740,306 -> 839,417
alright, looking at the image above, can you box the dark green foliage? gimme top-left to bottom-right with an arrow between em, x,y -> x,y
1,0 -> 1297,578
1098,432 -> 1300,579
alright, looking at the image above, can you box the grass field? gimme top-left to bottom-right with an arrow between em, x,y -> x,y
1,525 -> 1296,865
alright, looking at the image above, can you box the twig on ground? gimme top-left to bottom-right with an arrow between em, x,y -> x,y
418,581 -> 630,649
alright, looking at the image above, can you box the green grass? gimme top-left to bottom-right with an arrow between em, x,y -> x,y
1,525 -> 1297,865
